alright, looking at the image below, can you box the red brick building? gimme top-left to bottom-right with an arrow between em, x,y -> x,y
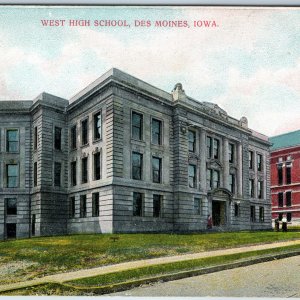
270,130 -> 300,225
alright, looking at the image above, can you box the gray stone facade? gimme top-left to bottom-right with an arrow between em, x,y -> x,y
0,68 -> 272,239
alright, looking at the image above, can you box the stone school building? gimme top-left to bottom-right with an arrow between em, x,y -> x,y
0,68 -> 272,239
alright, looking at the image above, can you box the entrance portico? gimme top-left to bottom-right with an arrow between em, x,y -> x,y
208,188 -> 232,228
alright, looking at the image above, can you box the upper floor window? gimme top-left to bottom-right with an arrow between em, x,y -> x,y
286,162 -> 292,184
153,194 -> 162,218
132,152 -> 143,180
54,127 -> 62,150
94,152 -> 101,180
6,164 -> 18,188
81,157 -> 88,184
188,164 -> 196,188
229,143 -> 235,163
207,169 -> 220,190
206,136 -> 212,158
132,112 -> 143,140
71,125 -> 77,150
6,198 -> 17,215
278,192 -> 283,207
286,191 -> 292,207
278,164 -> 283,185
34,127 -> 38,150
54,162 -> 61,187
213,139 -> 219,159
188,130 -> 196,152
229,174 -> 235,194
6,129 -> 19,152
248,151 -> 254,169
152,157 -> 162,183
257,154 -> 263,171
249,179 -> 254,198
81,119 -> 88,146
258,180 -> 263,199
152,118 -> 162,145
133,192 -> 143,217
94,111 -> 102,140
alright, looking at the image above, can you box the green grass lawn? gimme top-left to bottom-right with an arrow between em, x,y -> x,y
3,244 -> 300,296
0,230 -> 299,286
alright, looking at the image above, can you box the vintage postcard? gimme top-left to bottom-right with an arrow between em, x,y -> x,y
0,4 -> 299,298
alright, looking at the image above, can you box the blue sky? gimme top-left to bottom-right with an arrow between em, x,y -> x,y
0,6 -> 299,136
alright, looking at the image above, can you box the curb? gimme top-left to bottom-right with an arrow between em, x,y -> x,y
1,249 -> 300,295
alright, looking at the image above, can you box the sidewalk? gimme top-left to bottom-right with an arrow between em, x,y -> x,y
1,239 -> 300,293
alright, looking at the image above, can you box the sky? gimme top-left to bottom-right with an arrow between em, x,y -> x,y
0,6 -> 299,137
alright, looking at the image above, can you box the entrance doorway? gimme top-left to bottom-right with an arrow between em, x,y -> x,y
212,201 -> 226,226
6,223 -> 16,239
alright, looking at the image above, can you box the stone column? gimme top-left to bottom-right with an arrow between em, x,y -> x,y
237,142 -> 243,197
223,138 -> 229,190
199,128 -> 207,191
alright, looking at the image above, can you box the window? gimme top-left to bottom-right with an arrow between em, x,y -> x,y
153,194 -> 162,218
81,157 -> 88,184
188,130 -> 196,152
206,136 -> 212,158
133,192 -> 143,216
94,152 -> 101,180
194,197 -> 201,215
229,174 -> 235,194
92,193 -> 100,217
81,119 -> 88,145
229,143 -> 234,163
278,192 -> 283,207
287,212 -> 292,222
248,151 -> 253,169
249,179 -> 254,198
6,224 -> 16,239
259,207 -> 264,222
278,164 -> 283,185
70,161 -> 77,186
278,213 -> 283,221
188,164 -> 196,188
250,205 -> 256,222
132,112 -> 143,140
207,169 -> 220,190
6,198 -> 17,215
71,125 -> 77,149
286,162 -> 291,184
152,118 -> 162,145
234,203 -> 240,217
286,191 -> 292,207
94,111 -> 102,140
258,181 -> 263,199
32,214 -> 36,236
213,139 -> 219,159
257,154 -> 263,171
6,164 -> 18,188
6,129 -> 19,152
54,162 -> 61,187
132,152 -> 143,180
80,195 -> 87,218
69,197 -> 75,218
34,127 -> 38,150
152,157 -> 162,183
54,127 -> 62,150
213,170 -> 220,189
34,162 -> 37,187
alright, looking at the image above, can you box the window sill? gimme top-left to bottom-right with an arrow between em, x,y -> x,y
80,143 -> 90,149
93,138 -> 102,144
